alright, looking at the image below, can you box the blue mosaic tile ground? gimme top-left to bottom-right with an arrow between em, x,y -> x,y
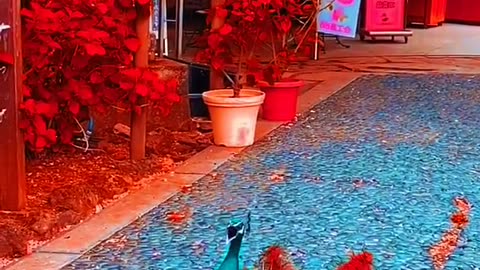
65,74 -> 480,269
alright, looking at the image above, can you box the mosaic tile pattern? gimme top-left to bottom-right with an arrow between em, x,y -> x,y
65,74 -> 480,269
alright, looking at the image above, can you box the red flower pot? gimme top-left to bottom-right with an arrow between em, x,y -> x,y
258,79 -> 304,121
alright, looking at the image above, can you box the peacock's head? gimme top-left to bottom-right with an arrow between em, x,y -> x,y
226,212 -> 251,245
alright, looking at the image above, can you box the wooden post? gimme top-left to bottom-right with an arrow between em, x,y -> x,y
130,3 -> 151,160
209,0 -> 225,89
0,0 -> 26,210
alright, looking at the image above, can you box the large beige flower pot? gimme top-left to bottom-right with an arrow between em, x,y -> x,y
202,89 -> 265,147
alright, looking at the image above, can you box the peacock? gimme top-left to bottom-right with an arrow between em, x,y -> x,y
217,212 -> 251,270
216,212 -> 373,270
215,212 -> 297,270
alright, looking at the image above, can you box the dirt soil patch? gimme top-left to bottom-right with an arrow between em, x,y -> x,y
0,125 -> 212,267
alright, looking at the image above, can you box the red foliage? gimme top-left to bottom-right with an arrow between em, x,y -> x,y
429,197 -> 472,269
337,251 -> 374,270
165,208 -> 192,225
451,212 -> 469,229
195,0 -> 316,88
260,245 -> 296,270
21,0 -> 179,152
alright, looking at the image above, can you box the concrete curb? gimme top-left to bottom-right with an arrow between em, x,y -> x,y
6,72 -> 360,270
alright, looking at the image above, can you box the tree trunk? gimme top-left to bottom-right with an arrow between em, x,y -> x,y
0,0 -> 26,210
130,3 -> 150,161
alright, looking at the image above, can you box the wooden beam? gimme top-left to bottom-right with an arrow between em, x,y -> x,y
0,0 -> 26,210
209,0 -> 225,89
130,3 -> 150,161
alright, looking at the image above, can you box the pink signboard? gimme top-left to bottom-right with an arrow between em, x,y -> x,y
364,0 -> 406,31
317,0 -> 362,38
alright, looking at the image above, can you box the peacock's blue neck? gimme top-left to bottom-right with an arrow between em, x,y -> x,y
218,235 -> 244,270
227,236 -> 243,257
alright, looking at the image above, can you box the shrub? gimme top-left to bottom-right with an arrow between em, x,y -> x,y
20,0 -> 179,152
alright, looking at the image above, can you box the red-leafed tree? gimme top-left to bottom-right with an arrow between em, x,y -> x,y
195,0 -> 321,93
20,0 -> 179,152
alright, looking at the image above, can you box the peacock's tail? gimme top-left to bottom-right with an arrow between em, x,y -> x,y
257,245 -> 297,270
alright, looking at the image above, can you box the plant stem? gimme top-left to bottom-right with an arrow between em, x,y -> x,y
271,32 -> 278,65
294,0 -> 335,53
249,33 -> 260,59
237,45 -> 244,89
222,70 -> 239,97
233,87 -> 240,98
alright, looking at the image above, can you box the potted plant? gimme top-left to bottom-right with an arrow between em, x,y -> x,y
250,1 -> 322,121
195,2 -> 268,147
197,0 -> 323,145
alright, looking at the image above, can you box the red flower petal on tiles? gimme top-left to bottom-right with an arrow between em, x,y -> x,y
451,213 -> 469,228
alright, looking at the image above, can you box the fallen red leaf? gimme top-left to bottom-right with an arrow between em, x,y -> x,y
451,213 -> 469,228
181,185 -> 192,194
429,197 -> 472,270
166,212 -> 187,223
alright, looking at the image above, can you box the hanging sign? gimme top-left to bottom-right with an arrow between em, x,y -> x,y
151,0 -> 159,37
317,0 -> 362,38
364,0 -> 407,31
